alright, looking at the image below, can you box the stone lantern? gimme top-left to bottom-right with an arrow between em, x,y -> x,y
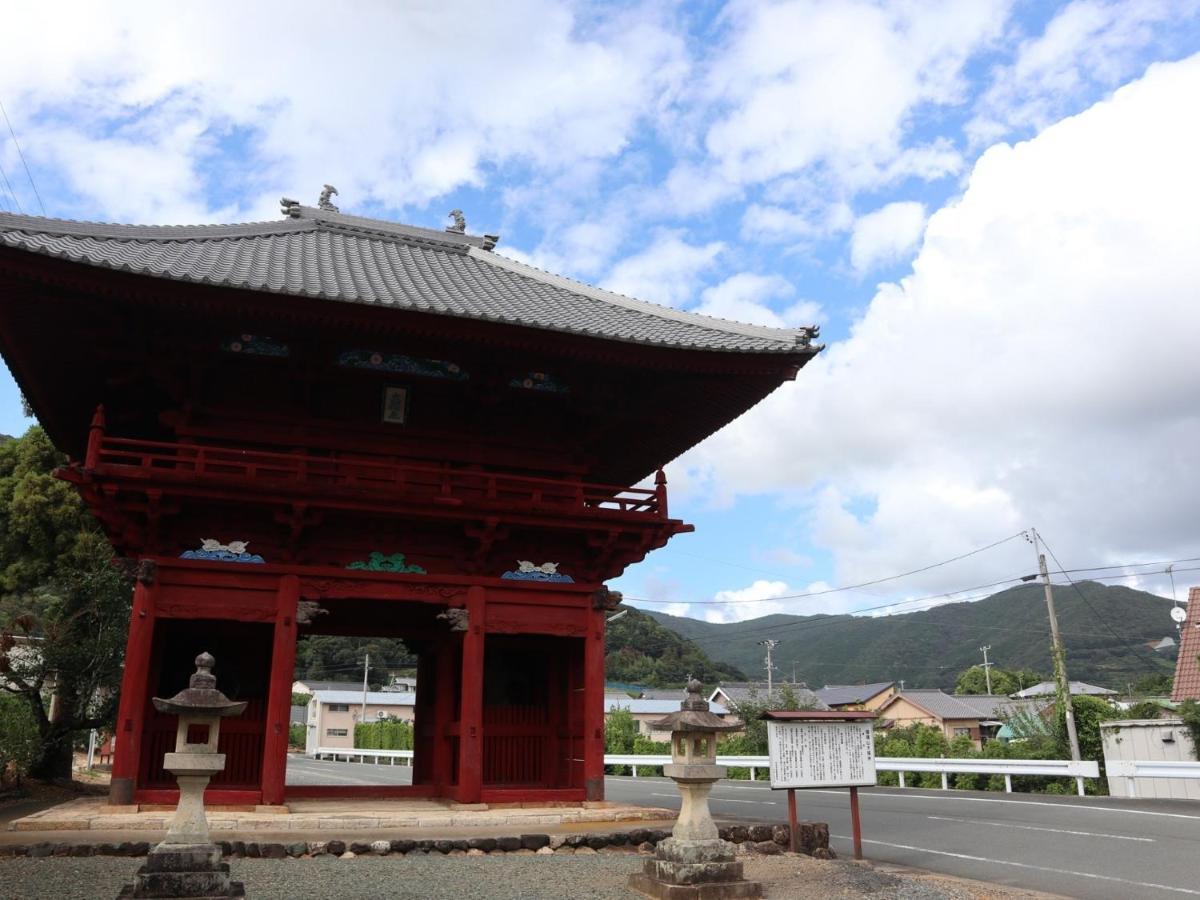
629,679 -> 762,899
119,652 -> 247,899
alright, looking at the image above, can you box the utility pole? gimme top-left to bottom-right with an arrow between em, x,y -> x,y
360,652 -> 370,723
758,640 -> 779,694
1029,528 -> 1080,762
979,645 -> 994,694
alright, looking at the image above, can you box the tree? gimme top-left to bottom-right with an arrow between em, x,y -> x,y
1132,673 -> 1174,696
724,684 -> 819,754
0,428 -> 133,782
954,665 -> 1045,696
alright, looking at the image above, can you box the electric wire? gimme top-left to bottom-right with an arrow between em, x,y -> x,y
0,156 -> 21,213
0,98 -> 44,215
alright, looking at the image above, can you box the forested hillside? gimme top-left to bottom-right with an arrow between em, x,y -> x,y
646,582 -> 1178,691
605,606 -> 746,686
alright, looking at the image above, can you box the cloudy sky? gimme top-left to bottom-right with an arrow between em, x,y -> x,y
2,1 -> 1198,628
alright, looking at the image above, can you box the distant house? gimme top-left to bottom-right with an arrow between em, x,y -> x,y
305,690 -> 417,752
293,679 -> 369,695
1150,636 -> 1176,652
813,681 -> 896,710
875,690 -> 1033,749
708,681 -> 828,712
606,697 -> 731,741
1010,681 -> 1118,700
1172,588 -> 1200,701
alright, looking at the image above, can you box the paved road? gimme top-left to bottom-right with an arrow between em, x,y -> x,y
285,755 -> 414,786
605,776 -> 1200,900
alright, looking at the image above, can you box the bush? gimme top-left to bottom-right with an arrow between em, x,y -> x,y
0,694 -> 40,788
604,708 -> 637,775
354,718 -> 414,751
288,724 -> 306,749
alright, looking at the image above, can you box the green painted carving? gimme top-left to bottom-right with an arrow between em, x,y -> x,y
346,552 -> 426,574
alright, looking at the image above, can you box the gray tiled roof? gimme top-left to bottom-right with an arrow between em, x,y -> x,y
893,690 -> 1033,720
814,682 -> 894,706
0,206 -> 819,354
1011,681 -> 1117,698
710,682 -> 829,710
606,698 -> 729,715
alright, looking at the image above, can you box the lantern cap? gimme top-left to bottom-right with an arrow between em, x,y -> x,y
152,652 -> 248,717
649,679 -> 741,733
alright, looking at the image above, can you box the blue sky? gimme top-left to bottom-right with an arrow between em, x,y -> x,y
2,1 -> 1199,626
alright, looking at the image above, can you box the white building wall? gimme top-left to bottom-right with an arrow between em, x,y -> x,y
1102,718 -> 1200,800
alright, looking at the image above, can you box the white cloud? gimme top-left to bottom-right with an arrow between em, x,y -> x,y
706,580 -> 792,623
0,1 -> 688,222
602,232 -> 724,307
849,201 -> 928,274
968,0 -> 1200,145
700,0 -> 1009,189
691,273 -> 825,329
682,53 -> 1200,599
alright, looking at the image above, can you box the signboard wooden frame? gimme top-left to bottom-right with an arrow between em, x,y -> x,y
761,710 -> 877,859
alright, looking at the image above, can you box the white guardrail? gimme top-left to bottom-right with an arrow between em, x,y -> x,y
603,754 -> 1100,796
1107,759 -> 1200,798
311,747 -> 414,765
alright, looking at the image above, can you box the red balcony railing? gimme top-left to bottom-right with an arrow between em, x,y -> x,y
84,433 -> 666,521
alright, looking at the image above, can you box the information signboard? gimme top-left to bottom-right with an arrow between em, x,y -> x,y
767,719 -> 876,789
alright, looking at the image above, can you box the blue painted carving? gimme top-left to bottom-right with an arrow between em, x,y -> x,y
180,540 -> 265,564
221,334 -> 290,357
347,551 -> 427,574
338,349 -> 468,380
501,560 -> 574,583
508,371 -> 568,393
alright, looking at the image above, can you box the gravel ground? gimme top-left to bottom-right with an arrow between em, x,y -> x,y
0,853 -> 1054,900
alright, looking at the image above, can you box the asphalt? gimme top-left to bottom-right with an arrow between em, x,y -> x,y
285,755 -> 414,786
605,776 -> 1200,900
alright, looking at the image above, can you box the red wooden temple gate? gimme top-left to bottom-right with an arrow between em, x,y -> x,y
0,196 -> 819,805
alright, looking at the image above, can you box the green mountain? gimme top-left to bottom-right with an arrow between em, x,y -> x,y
606,606 -> 747,687
644,581 -> 1178,692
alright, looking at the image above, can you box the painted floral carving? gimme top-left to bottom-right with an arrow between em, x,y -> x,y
180,539 -> 265,564
346,552 -> 426,573
221,334 -> 290,357
508,371 -> 568,393
338,349 -> 467,380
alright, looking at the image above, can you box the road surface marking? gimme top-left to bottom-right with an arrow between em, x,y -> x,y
808,789 -> 1200,821
831,834 -> 1200,896
926,815 -> 1154,842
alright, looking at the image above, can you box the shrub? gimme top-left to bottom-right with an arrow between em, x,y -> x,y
0,694 -> 40,788
354,718 -> 414,751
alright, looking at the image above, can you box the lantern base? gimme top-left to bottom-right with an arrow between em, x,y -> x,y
117,842 -> 244,899
629,837 -> 762,899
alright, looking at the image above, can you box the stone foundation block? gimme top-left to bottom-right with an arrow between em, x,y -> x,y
628,872 -> 762,899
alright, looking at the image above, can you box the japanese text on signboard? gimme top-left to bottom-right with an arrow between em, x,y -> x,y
767,721 -> 876,789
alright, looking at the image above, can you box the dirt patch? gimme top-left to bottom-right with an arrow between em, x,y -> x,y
744,856 -> 1059,899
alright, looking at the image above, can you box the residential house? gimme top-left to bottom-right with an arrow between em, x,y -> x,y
292,679 -> 368,695
305,690 -> 417,752
1010,681 -> 1118,700
606,697 -> 731,741
813,681 -> 896,710
875,690 -> 1033,748
708,681 -> 828,712
1172,587 -> 1200,701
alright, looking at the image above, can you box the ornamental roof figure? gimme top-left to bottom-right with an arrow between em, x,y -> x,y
0,204 -> 821,355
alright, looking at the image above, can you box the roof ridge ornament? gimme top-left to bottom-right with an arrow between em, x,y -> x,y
446,209 -> 466,233
318,184 -> 340,212
280,197 -> 301,218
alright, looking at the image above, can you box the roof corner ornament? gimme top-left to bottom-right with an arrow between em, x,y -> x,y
318,184 -> 340,212
446,209 -> 466,233
280,197 -> 301,218
797,324 -> 822,349
482,233 -> 499,251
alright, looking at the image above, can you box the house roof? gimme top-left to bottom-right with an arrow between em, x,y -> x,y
1011,681 -> 1117,699
294,680 -> 368,693
1172,589 -> 1200,701
709,682 -> 829,711
883,690 -> 1034,721
814,682 -> 895,706
606,697 -> 729,716
313,690 -> 416,706
0,205 -> 819,355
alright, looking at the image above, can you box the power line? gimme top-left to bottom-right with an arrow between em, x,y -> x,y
0,98 -> 45,215
0,156 -> 20,213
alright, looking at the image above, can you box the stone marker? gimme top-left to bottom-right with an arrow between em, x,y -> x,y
118,652 -> 247,899
628,680 -> 762,899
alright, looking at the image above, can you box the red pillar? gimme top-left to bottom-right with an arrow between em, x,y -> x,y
583,607 -> 606,801
260,575 -> 299,805
109,576 -> 155,805
431,637 -> 458,792
455,587 -> 485,803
